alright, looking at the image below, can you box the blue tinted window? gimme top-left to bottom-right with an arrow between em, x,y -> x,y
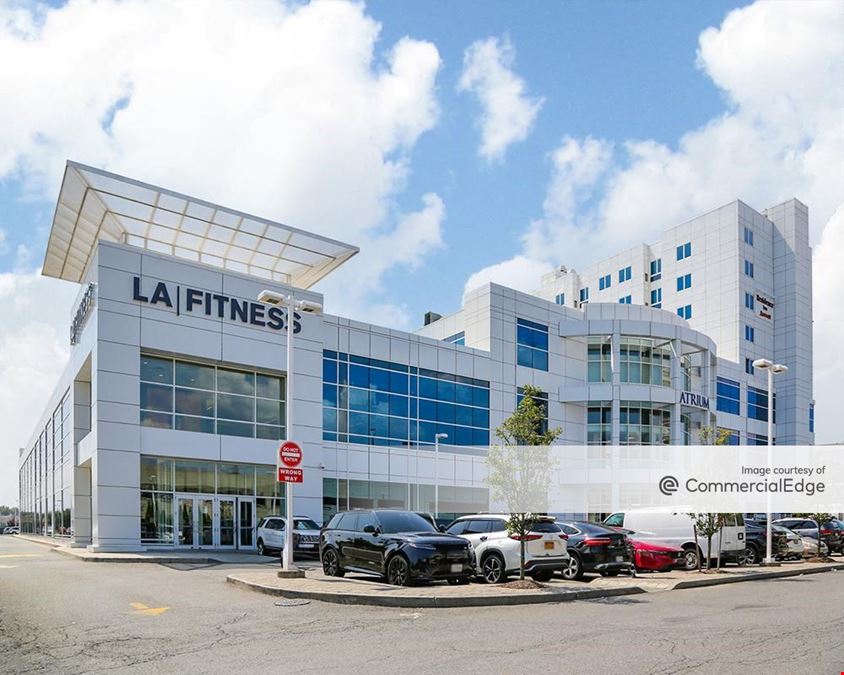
323,384 -> 337,408
370,414 -> 389,438
516,318 -> 549,371
323,408 -> 337,431
419,398 -> 437,421
338,362 -> 348,385
419,377 -> 438,399
348,388 -> 369,411
745,292 -> 754,309
389,417 -> 408,440
473,387 -> 489,408
455,426 -> 473,445
437,379 -> 456,402
389,394 -> 408,417
370,391 -> 389,415
323,359 -> 337,383
472,408 -> 490,428
437,402 -> 455,423
472,429 -> 490,445
349,364 -> 368,388
349,412 -> 369,435
369,368 -> 389,391
455,405 -> 473,426
455,384 -> 473,405
716,378 -> 741,415
389,371 -> 408,394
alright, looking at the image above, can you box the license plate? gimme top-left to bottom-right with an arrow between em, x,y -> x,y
450,563 -> 462,573
544,541 -> 555,550
615,555 -> 623,562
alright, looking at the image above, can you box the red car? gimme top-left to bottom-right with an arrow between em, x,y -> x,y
609,527 -> 684,572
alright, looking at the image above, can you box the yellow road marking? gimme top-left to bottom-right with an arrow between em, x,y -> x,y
0,554 -> 42,559
131,602 -> 170,616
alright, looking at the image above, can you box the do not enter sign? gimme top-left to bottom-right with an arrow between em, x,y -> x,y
277,440 -> 303,483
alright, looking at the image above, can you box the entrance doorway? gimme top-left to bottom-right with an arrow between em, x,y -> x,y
175,495 -> 255,550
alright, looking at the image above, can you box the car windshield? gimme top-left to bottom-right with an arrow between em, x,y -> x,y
294,519 -> 320,530
375,511 -> 436,534
530,520 -> 561,533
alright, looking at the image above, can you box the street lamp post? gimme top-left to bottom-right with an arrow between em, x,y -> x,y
434,433 -> 448,520
752,358 -> 788,566
258,290 -> 323,572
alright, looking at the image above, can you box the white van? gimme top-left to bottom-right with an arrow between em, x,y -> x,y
603,509 -> 746,570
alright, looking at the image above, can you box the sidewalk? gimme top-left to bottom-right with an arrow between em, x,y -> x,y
15,533 -> 288,565
227,560 -> 844,608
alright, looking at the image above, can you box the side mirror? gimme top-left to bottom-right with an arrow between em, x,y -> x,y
363,525 -> 377,534
438,525 -> 447,533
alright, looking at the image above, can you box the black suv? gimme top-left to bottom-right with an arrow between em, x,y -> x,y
320,509 -> 475,586
557,521 -> 635,580
743,519 -> 789,564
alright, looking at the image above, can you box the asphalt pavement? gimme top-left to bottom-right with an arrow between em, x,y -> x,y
1,535 -> 843,674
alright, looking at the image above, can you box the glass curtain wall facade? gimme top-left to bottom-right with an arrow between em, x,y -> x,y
139,355 -> 286,440
139,455 -> 285,544
321,351 -> 490,448
19,391 -> 72,536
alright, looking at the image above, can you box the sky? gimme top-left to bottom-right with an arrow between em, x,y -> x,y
0,0 -> 842,505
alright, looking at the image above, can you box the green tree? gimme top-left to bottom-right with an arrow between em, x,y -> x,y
486,385 -> 561,580
688,513 -> 726,571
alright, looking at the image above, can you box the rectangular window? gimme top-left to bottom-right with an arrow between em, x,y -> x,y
516,387 -> 549,435
716,377 -> 741,415
748,386 -> 775,422
744,227 -> 754,246
579,287 -> 589,303
516,318 -> 549,371
718,428 -> 741,445
587,337 -> 612,383
676,305 -> 692,320
676,273 -> 692,292
745,357 -> 754,375
443,332 -> 465,346
618,266 -> 632,283
650,288 -> 662,306
619,337 -> 671,387
599,274 -> 611,290
139,356 -> 285,441
618,295 -> 632,304
649,259 -> 662,281
745,260 -> 754,278
745,292 -> 754,310
322,350 -> 489,447
676,241 -> 692,261
747,433 -> 771,445
555,293 -> 565,306
745,325 -> 755,342
809,403 -> 815,433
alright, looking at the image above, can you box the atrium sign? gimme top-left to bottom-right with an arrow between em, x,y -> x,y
680,391 -> 710,409
132,277 -> 301,333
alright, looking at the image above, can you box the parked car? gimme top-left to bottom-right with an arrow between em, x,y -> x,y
319,509 -> 474,586
4,527 -> 19,535
556,521 -> 635,580
604,509 -> 746,570
256,516 -> 321,556
802,535 -> 829,558
610,528 -> 684,572
743,519 -> 789,564
445,514 -> 568,583
777,525 -> 804,560
773,517 -> 843,554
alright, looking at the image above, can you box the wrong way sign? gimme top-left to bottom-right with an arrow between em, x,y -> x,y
277,440 -> 303,483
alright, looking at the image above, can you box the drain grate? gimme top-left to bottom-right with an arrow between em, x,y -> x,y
274,599 -> 311,607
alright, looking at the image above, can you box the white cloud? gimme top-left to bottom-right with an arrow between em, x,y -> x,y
464,0 -> 844,442
458,36 -> 544,162
0,0 -> 448,503
464,255 -> 553,298
0,272 -> 78,505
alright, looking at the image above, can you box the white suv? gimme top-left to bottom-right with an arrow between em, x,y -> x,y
256,516 -> 321,556
445,514 -> 569,583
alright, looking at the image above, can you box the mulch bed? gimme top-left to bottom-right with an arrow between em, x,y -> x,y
805,556 -> 836,564
501,579 -> 546,590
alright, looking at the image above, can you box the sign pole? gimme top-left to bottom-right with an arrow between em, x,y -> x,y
283,302 -> 295,572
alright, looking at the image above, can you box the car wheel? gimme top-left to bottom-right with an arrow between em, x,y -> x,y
561,554 -> 583,581
531,569 -> 553,582
682,546 -> 700,571
257,539 -> 267,556
481,553 -> 506,584
743,546 -> 758,566
322,548 -> 345,578
386,555 -> 412,587
447,577 -> 470,585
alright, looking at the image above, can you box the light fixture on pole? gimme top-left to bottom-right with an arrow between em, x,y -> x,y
752,358 -> 788,566
434,433 -> 448,520
258,290 -> 323,572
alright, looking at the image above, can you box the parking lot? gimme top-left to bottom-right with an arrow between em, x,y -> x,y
2,535 -> 844,674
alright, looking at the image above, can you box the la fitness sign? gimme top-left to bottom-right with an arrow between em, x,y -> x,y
277,440 -> 303,483
132,277 -> 302,333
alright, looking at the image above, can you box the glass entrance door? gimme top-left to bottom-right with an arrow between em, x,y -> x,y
176,496 -> 196,547
218,498 -> 236,548
198,498 -> 214,547
237,498 -> 255,549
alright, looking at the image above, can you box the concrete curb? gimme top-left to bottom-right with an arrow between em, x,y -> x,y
14,534 -> 61,549
225,574 -> 647,608
52,548 -> 220,564
672,563 -> 844,589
